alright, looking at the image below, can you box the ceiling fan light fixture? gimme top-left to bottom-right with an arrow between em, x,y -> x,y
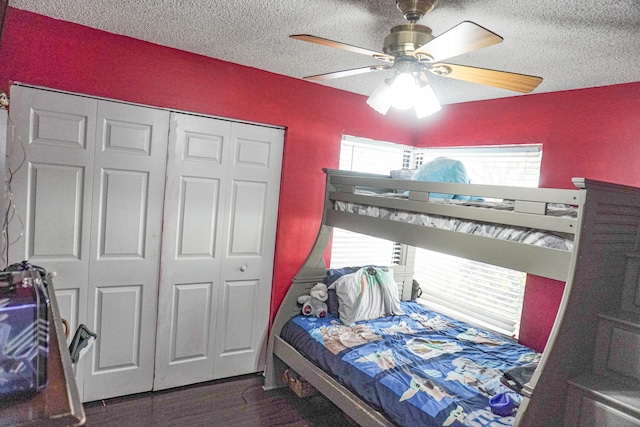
367,60 -> 441,118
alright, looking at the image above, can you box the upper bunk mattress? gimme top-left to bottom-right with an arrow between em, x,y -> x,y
280,301 -> 541,427
333,195 -> 577,251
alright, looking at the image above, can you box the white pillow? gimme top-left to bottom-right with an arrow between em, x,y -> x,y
329,267 -> 404,325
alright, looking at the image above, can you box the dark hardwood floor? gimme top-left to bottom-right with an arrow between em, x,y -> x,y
84,373 -> 358,426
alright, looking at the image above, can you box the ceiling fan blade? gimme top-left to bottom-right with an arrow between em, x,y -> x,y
303,65 -> 391,81
290,34 -> 394,62
429,63 -> 543,93
413,21 -> 503,63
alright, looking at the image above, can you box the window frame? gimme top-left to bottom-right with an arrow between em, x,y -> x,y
330,136 -> 543,337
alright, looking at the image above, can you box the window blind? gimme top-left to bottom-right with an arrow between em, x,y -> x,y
339,135 -> 407,174
330,229 -> 402,268
413,145 -> 542,187
414,250 -> 527,336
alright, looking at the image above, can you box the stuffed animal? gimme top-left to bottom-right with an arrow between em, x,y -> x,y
0,92 -> 8,110
297,283 -> 328,318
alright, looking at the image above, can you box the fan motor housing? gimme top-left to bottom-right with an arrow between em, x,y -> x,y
396,0 -> 438,22
383,24 -> 434,57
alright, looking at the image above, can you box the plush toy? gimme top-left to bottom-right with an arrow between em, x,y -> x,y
0,92 -> 8,110
297,283 -> 328,318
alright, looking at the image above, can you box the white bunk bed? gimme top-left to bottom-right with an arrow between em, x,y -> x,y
264,168 -> 640,426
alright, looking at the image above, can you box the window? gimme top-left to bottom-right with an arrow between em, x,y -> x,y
412,145 -> 542,188
330,136 -> 543,338
330,136 -> 408,269
339,135 -> 412,175
412,145 -> 542,338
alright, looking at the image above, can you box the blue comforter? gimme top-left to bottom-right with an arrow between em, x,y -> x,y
280,302 -> 540,427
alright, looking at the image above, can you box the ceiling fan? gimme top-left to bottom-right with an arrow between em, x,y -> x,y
290,0 -> 543,118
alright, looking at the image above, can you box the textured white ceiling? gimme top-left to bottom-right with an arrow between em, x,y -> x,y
8,0 -> 640,105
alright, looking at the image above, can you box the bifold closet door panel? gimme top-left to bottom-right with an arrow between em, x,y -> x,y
214,122 -> 284,378
154,114 -> 284,389
81,100 -> 169,402
153,112 -> 231,390
7,85 -> 97,399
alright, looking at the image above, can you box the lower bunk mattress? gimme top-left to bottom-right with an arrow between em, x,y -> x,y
280,301 -> 540,427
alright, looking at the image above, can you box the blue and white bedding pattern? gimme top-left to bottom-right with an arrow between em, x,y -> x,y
280,301 -> 540,427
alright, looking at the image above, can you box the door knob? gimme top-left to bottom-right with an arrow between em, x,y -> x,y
240,264 -> 247,272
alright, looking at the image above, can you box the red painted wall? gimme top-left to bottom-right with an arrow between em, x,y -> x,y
0,8 -> 416,323
415,82 -> 640,351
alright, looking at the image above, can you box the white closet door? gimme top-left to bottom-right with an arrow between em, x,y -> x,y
82,100 -> 169,401
153,114 -> 283,389
8,86 -> 170,401
8,85 -> 97,398
154,113 -> 231,390
214,122 -> 283,378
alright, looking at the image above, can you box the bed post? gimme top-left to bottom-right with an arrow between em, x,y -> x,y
263,170 -> 336,390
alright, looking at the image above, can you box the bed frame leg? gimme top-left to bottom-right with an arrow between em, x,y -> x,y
263,347 -> 287,390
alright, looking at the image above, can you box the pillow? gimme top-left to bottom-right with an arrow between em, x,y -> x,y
409,156 -> 472,200
325,266 -> 364,286
325,265 -> 387,317
329,266 -> 404,325
327,288 -> 340,318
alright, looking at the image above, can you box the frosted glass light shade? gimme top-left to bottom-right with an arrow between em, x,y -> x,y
366,80 -> 394,115
414,83 -> 441,118
390,73 -> 417,110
